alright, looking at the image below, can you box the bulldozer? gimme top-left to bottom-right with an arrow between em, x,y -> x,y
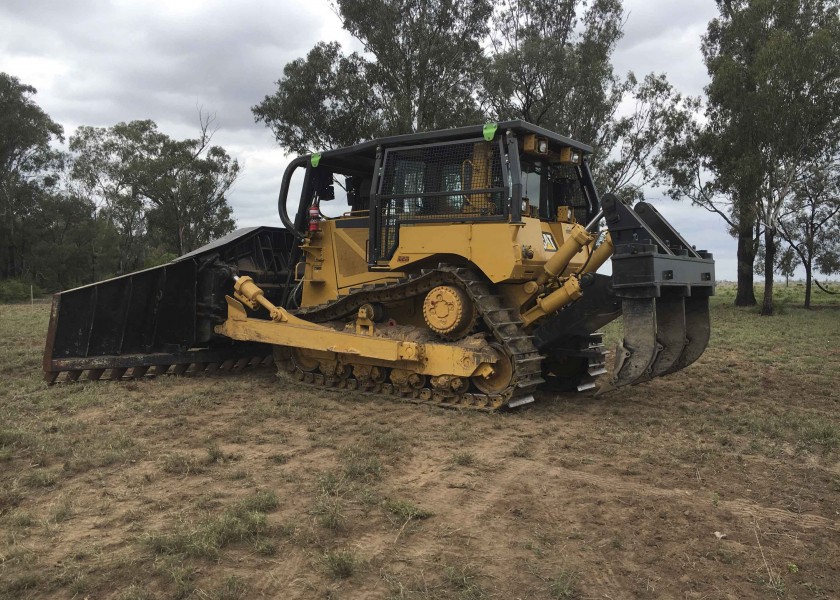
43,121 -> 715,410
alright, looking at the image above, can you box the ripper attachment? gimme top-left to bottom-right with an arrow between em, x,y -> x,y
598,194 -> 714,392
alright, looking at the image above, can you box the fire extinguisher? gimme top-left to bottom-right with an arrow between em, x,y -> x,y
308,203 -> 320,232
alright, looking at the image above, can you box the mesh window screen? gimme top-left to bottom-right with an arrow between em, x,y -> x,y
376,140 -> 507,259
550,164 -> 589,223
523,163 -> 590,223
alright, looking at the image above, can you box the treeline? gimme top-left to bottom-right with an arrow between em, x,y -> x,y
3,0 -> 840,313
0,74 -> 239,297
254,0 -> 840,312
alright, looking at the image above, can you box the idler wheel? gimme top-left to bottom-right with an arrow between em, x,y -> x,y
422,285 -> 476,339
471,343 -> 514,395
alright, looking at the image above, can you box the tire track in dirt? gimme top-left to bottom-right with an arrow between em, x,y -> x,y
456,459 -> 635,599
502,459 -> 840,532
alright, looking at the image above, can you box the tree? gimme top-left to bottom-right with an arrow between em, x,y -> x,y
252,42 -> 382,155
127,115 -> 239,255
25,191 -> 120,291
481,0 -> 625,146
656,106 -> 762,307
70,122 -> 150,273
482,0 -> 696,202
0,73 -> 64,279
701,0 -> 840,315
70,117 -> 239,269
778,153 -> 840,307
253,0 -> 492,152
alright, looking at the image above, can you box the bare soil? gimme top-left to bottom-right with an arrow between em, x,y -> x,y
1,286 -> 839,599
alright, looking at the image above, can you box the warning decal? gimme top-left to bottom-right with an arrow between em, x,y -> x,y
542,232 -> 558,252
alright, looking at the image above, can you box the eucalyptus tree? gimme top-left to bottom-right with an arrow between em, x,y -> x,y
778,153 -> 840,307
0,73 -> 64,279
70,116 -> 239,271
254,0 -> 493,152
701,0 -> 840,315
481,0 -> 697,203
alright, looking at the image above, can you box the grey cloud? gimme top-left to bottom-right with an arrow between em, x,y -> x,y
620,0 -> 717,48
616,0 -> 718,96
2,0 -> 325,131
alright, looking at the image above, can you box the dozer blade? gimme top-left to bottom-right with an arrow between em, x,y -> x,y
663,295 -> 710,375
43,226 -> 298,384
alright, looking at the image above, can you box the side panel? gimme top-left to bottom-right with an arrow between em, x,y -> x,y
300,220 -> 401,307
384,218 -> 593,283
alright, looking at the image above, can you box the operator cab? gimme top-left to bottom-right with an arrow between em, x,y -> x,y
276,121 -> 599,267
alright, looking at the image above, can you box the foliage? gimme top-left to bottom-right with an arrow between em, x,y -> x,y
701,0 -> 840,314
658,0 -> 840,311
252,42 -> 381,154
0,72 -> 239,294
777,152 -> 840,306
0,279 -> 42,303
69,115 -> 238,270
481,0 -> 625,141
253,0 -> 492,152
458,0 -> 696,202
260,0 -> 698,206
0,73 -> 65,281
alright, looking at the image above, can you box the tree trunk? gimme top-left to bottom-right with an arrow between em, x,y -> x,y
735,220 -> 757,306
804,258 -> 812,309
760,226 -> 776,316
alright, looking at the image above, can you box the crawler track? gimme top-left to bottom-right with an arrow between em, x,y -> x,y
281,266 -> 545,411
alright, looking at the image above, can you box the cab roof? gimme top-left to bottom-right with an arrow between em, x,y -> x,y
310,121 -> 594,174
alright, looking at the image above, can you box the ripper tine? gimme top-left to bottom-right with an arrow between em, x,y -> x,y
234,357 -> 251,370
44,371 -> 59,385
66,370 -> 83,382
664,296 -> 711,375
151,365 -> 170,376
220,359 -> 235,371
609,298 -> 660,388
648,294 -> 687,378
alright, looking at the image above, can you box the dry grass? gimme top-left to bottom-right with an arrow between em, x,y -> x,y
1,285 -> 839,598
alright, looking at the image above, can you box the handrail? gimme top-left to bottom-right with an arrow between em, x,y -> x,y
277,155 -> 310,239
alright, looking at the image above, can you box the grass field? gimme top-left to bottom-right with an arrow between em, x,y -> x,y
1,283 -> 839,599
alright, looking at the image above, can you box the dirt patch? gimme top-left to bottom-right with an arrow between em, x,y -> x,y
1,299 -> 839,599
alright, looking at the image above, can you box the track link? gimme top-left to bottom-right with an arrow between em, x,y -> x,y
281,266 -> 544,411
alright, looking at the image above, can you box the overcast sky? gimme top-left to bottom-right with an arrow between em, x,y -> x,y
1,0 -> 745,278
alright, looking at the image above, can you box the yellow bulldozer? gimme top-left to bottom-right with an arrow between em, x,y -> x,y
43,122 -> 714,410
